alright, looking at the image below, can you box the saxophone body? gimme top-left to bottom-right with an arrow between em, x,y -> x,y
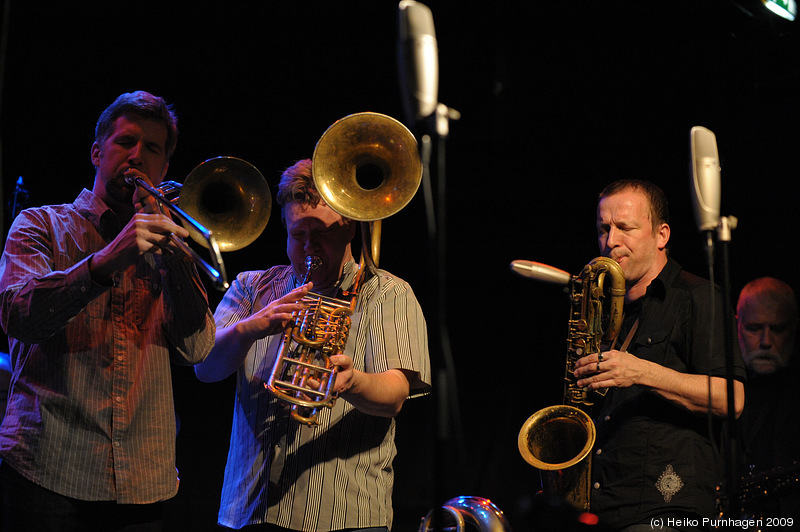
518,257 -> 625,511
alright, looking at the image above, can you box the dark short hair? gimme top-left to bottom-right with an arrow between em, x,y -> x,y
599,179 -> 669,229
95,91 -> 179,160
276,159 -> 324,226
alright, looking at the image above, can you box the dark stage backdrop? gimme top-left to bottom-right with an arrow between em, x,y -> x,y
1,1 -> 798,530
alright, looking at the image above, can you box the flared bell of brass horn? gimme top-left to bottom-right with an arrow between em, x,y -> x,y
263,112 -> 421,425
179,156 -> 272,252
311,112 -> 422,222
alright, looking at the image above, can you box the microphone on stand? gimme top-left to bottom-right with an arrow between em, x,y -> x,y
510,260 -> 571,286
690,126 -> 741,517
397,0 -> 439,126
690,126 -> 721,264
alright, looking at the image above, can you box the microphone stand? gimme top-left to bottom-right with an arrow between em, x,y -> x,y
717,215 -> 740,518
417,102 -> 464,531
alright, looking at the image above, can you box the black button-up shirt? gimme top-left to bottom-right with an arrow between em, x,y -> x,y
591,258 -> 746,531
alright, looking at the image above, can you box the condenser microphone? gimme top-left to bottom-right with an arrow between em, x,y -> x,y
397,0 -> 439,124
690,126 -> 721,234
510,260 -> 572,286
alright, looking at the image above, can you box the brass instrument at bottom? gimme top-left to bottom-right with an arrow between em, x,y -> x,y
419,496 -> 511,532
517,257 -> 625,512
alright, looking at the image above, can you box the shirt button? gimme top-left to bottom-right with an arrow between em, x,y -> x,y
604,415 -> 611,422
115,396 -> 123,402
595,448 -> 602,455
593,482 -> 601,489
80,286 -> 87,293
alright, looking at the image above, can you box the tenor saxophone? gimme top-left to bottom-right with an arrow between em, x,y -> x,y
517,257 -> 625,511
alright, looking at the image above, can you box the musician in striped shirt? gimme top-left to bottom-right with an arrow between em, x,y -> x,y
195,158 -> 431,531
0,91 -> 216,531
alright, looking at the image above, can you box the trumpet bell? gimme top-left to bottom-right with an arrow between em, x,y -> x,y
179,156 -> 272,252
312,112 -> 422,222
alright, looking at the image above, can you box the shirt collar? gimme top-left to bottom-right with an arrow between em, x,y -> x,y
645,256 -> 681,301
74,189 -> 122,242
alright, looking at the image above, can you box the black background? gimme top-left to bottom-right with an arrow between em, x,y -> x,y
1,1 -> 799,530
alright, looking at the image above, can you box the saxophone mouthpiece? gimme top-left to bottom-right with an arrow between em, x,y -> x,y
510,260 -> 571,286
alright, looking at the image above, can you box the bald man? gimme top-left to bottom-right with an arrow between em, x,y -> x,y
736,277 -> 799,522
737,277 -> 798,377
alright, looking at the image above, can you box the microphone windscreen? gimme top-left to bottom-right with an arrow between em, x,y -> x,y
690,126 -> 722,232
510,260 -> 572,286
397,0 -> 439,122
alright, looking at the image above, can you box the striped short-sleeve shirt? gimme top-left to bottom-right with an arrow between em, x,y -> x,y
214,261 -> 431,531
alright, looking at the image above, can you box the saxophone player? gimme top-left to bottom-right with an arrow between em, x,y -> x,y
572,179 -> 746,532
194,159 -> 431,532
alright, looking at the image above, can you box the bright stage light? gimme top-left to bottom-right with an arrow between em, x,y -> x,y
762,0 -> 797,21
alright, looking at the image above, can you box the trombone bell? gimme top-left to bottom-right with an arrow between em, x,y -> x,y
179,156 -> 272,252
130,156 -> 271,291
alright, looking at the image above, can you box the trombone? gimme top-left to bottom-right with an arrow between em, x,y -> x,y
126,156 -> 271,291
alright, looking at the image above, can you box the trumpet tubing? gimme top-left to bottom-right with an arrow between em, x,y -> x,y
266,288 -> 355,425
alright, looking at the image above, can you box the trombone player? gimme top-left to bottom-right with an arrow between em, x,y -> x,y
0,91 -> 215,531
195,158 -> 431,532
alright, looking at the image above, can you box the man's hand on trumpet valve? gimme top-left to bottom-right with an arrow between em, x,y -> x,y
328,354 -> 355,396
236,283 -> 312,341
574,349 -> 652,391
